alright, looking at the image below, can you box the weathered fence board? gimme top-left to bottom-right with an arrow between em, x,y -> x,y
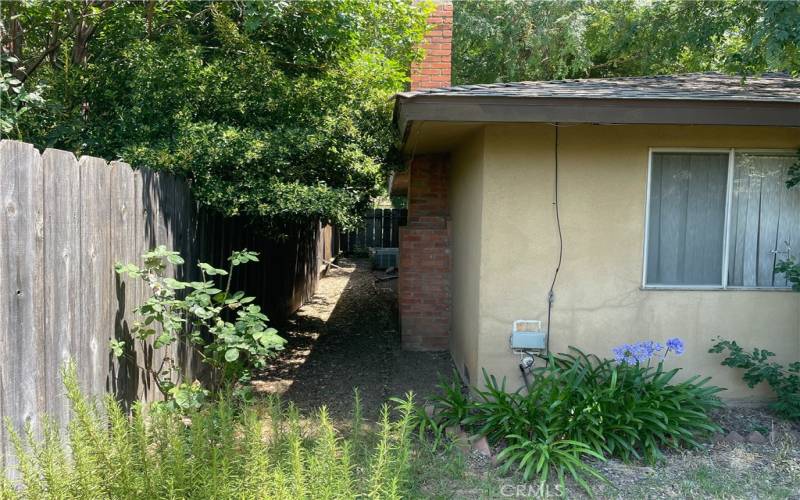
0,140 -> 335,471
109,161 -> 138,405
42,149 -> 81,421
80,156 -> 113,401
0,140 -> 46,470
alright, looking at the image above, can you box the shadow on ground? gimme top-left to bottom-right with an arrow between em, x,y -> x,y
254,258 -> 453,420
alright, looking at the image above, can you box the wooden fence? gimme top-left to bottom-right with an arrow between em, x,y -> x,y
339,208 -> 406,253
0,140 -> 332,470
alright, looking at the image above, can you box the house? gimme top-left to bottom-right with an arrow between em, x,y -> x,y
393,1 -> 800,400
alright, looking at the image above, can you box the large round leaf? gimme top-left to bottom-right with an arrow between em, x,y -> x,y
225,348 -> 240,362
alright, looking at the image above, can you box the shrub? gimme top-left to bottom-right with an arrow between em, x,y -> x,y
422,341 -> 724,494
710,338 -> 800,421
114,246 -> 285,406
393,371 -> 472,451
427,371 -> 472,429
495,434 -> 606,493
2,364 -> 416,499
775,258 -> 800,291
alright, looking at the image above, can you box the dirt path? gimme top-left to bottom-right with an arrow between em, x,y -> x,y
254,258 -> 452,420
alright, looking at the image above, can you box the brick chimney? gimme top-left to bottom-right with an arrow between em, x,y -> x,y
399,2 -> 454,351
410,1 -> 453,90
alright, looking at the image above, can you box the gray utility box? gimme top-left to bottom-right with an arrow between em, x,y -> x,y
510,320 -> 546,350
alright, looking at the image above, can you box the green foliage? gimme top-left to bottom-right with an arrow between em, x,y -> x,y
453,0 -> 590,84
2,0 -> 429,231
786,150 -> 800,190
775,257 -> 800,291
0,54 -> 44,137
390,371 -> 470,451
710,338 -> 800,421
419,348 -> 723,495
115,245 -> 285,405
2,363 -> 417,499
544,350 -> 723,463
453,0 -> 800,84
427,370 -> 472,428
167,381 -> 209,413
496,435 -> 606,493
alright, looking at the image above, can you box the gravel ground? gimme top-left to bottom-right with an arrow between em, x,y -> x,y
253,257 -> 453,421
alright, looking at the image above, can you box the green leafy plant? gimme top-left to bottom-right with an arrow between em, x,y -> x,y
418,343 -> 723,495
775,258 -> 800,291
3,1 -> 430,232
710,338 -> 800,421
166,381 -> 209,412
776,151 -> 800,287
463,372 -> 525,444
0,54 -> 45,138
496,435 -> 606,493
2,363 -> 417,499
390,371 -> 471,452
390,397 -> 444,451
456,365 -> 613,494
454,0 -> 800,86
114,245 -> 285,405
786,150 -> 800,189
427,370 -> 472,428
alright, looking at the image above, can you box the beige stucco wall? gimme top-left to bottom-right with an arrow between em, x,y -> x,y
448,129 -> 485,384
449,123 -> 800,400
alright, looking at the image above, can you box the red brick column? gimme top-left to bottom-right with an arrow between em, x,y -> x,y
399,155 -> 450,351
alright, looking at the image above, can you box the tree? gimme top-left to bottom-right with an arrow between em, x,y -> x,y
453,0 -> 590,84
1,0 -> 429,231
453,0 -> 800,84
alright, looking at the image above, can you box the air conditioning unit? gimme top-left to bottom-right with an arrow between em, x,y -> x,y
370,247 -> 399,270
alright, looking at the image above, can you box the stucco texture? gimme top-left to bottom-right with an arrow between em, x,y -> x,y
447,123 -> 800,401
448,129 -> 485,384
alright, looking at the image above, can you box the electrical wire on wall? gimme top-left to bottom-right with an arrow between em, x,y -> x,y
546,124 -> 564,355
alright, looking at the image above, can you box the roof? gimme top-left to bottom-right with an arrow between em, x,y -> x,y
397,72 -> 800,103
395,72 -> 800,137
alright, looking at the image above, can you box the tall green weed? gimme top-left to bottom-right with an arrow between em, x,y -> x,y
2,365 -> 416,499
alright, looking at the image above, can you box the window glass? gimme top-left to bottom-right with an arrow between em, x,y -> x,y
728,153 -> 800,287
646,152 -> 729,286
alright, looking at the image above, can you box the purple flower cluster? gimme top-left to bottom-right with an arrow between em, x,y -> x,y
613,341 -> 661,365
666,337 -> 685,355
612,337 -> 684,365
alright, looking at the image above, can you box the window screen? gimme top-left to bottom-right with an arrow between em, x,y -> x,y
645,152 -> 729,286
727,153 -> 800,287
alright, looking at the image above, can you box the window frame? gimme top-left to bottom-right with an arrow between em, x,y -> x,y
642,147 -> 798,291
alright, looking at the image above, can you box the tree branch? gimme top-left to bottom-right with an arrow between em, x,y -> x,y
16,0 -> 115,83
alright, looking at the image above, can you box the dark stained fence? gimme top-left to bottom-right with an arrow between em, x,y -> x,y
200,215 -> 335,323
340,208 -> 406,253
0,140 -> 331,471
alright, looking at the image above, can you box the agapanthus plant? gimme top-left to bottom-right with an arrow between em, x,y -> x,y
612,337 -> 684,366
666,337 -> 685,355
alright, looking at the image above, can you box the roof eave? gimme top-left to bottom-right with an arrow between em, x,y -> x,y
396,95 -> 800,141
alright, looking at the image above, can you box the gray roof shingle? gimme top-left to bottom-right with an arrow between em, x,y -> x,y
397,72 -> 800,103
